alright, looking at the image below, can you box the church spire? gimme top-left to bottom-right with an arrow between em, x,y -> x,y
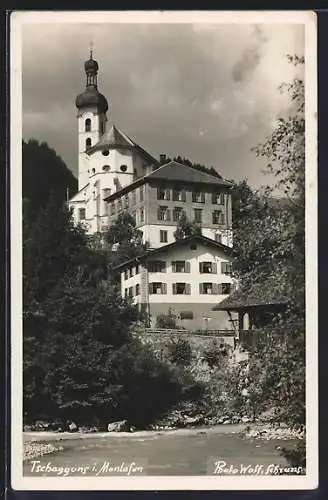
84,43 -> 99,88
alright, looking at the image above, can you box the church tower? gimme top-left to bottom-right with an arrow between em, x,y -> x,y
75,49 -> 108,190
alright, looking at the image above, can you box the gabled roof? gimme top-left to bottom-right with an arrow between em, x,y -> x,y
86,124 -> 159,165
104,160 -> 232,202
213,279 -> 289,311
114,234 -> 234,271
146,161 -> 232,187
69,182 -> 90,202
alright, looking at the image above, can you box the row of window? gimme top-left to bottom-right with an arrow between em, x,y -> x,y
157,206 -> 225,225
157,187 -> 225,205
110,187 -> 144,215
143,260 -> 232,275
124,282 -> 232,297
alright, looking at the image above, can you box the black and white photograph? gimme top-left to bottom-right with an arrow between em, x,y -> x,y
10,10 -> 317,490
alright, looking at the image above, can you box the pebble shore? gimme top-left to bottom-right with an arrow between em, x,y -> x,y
23,441 -> 63,461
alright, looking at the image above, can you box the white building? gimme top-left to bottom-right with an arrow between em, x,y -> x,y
116,234 -> 237,329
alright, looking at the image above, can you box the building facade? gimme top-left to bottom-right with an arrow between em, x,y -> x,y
68,52 -> 236,329
116,235 -> 237,329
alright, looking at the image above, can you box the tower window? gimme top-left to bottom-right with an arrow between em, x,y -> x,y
102,165 -> 110,172
120,164 -> 128,172
91,168 -> 96,174
86,138 -> 92,149
102,149 -> 109,156
85,118 -> 91,132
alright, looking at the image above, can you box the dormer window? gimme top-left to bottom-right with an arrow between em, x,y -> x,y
102,165 -> 110,172
102,149 -> 109,156
85,118 -> 91,132
120,164 -> 128,172
86,138 -> 92,149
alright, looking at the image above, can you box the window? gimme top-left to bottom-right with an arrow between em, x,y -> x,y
157,186 -> 170,200
172,261 -> 190,273
212,192 -> 224,204
129,267 -> 134,278
160,230 -> 168,243
110,203 -> 116,216
140,207 -> 145,223
135,284 -> 140,296
199,283 -> 216,295
85,118 -> 91,132
85,138 -> 92,149
102,165 -> 110,172
217,283 -> 232,295
190,243 -> 197,250
124,269 -> 129,280
215,233 -> 222,243
221,262 -> 232,275
135,264 -> 140,275
180,311 -> 194,320
102,149 -> 109,156
173,207 -> 184,222
140,186 -> 144,202
149,282 -> 167,294
148,261 -> 166,273
173,189 -> 186,202
199,262 -> 217,274
120,165 -> 128,172
124,288 -> 128,298
157,206 -> 171,221
103,188 -> 111,198
192,191 -> 205,203
79,208 -> 86,221
91,168 -> 96,174
173,283 -> 191,295
194,209 -> 202,223
212,210 -> 225,225
128,287 -> 133,298
124,195 -> 129,209
132,191 -> 137,205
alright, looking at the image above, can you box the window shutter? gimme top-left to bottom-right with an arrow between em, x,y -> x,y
185,261 -> 190,273
212,262 -> 217,274
221,262 -> 225,274
172,261 -> 176,272
162,262 -> 166,273
212,283 -> 218,295
199,263 -> 203,273
165,188 -> 170,200
217,284 -> 222,294
181,190 -> 186,202
149,283 -> 153,294
162,282 -> 167,294
199,283 -> 203,294
166,209 -> 171,221
212,192 -> 216,204
173,283 -> 177,295
201,192 -> 205,203
157,207 -> 161,220
186,283 -> 191,295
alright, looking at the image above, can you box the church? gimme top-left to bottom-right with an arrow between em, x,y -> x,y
69,51 -> 237,330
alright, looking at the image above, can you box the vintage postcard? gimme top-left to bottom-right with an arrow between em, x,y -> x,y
10,10 -> 318,491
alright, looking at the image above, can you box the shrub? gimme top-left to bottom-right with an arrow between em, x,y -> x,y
167,338 -> 193,366
202,340 -> 230,368
280,439 -> 306,469
155,308 -> 178,329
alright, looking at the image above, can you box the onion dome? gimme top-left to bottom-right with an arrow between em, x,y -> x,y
75,87 -> 108,113
76,49 -> 108,114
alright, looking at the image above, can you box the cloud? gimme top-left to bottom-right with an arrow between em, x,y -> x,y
20,21 -> 305,189
231,25 -> 269,83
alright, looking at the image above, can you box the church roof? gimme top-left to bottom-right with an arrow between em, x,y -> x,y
147,161 -> 232,187
87,124 -> 159,165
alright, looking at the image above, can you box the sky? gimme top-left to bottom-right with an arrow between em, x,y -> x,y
21,18 -> 305,189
